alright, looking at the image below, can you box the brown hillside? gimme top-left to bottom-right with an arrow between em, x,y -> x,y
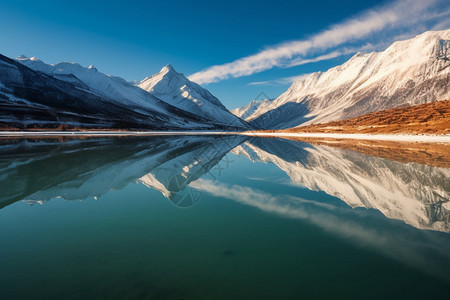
281,100 -> 450,135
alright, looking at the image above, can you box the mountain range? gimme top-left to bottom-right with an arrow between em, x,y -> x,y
234,29 -> 450,129
1,29 -> 449,131
0,55 -> 247,130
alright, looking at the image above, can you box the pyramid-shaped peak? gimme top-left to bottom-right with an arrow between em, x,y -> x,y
161,64 -> 176,73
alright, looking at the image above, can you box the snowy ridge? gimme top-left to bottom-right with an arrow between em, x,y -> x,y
138,64 -> 248,128
16,56 -> 174,114
245,29 -> 450,129
9,55 -> 242,130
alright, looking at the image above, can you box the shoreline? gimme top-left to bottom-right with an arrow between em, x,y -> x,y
0,130 -> 449,143
0,131 -> 232,137
242,132 -> 450,143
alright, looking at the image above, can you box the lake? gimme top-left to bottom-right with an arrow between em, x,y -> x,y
0,135 -> 449,299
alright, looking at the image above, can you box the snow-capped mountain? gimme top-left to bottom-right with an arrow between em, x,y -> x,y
0,54 -> 171,129
16,56 -> 182,115
231,98 -> 272,120
245,29 -> 450,129
234,138 -> 450,232
1,54 -> 247,130
138,64 -> 248,128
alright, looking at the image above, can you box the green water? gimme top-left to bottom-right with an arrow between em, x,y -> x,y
0,136 -> 449,299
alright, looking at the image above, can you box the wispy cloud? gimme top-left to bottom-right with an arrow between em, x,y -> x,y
285,50 -> 348,68
247,45 -> 386,86
189,0 -> 445,84
248,74 -> 310,86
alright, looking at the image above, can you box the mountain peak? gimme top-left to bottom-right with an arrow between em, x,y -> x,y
232,98 -> 272,120
252,98 -> 271,103
137,64 -> 247,128
161,64 -> 176,74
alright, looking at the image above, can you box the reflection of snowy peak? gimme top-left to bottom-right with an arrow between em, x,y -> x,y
138,65 -> 248,128
239,139 -> 450,232
0,136 -> 245,209
245,29 -> 450,129
2,135 -> 448,232
138,135 -> 245,206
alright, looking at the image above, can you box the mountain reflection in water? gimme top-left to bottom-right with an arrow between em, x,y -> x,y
1,135 -> 449,284
1,136 -> 448,231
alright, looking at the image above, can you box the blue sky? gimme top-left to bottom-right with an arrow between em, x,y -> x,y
0,0 -> 448,109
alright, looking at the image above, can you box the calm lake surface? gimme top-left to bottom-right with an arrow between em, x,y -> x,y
0,135 -> 449,299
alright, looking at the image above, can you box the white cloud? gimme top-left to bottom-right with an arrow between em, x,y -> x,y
189,0 -> 444,84
246,44 -> 389,86
285,50 -> 348,68
248,74 -> 310,86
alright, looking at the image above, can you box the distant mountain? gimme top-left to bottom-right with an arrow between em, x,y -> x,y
244,29 -> 450,129
138,64 -> 248,128
231,98 -> 272,120
0,54 -> 247,130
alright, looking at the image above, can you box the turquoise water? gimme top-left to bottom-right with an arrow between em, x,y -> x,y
0,136 -> 449,299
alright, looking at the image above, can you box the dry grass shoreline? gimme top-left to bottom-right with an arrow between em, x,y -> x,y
273,100 -> 450,135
